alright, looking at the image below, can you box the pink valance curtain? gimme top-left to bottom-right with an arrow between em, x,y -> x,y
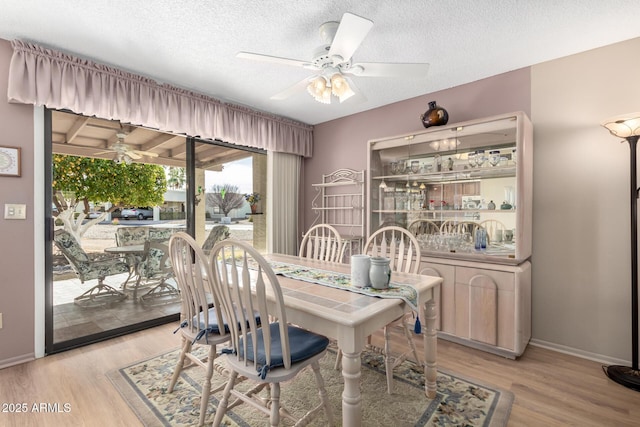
7,40 -> 313,157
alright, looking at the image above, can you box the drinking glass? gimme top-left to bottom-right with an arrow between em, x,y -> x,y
467,151 -> 477,168
410,160 -> 420,174
489,150 -> 501,167
476,149 -> 487,167
390,161 -> 398,175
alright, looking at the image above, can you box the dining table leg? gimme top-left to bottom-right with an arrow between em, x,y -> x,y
422,298 -> 438,399
340,349 -> 362,427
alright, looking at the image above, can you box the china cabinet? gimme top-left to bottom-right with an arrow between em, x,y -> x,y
366,111 -> 532,357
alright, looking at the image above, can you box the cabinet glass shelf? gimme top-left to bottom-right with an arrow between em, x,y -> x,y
367,111 -> 532,264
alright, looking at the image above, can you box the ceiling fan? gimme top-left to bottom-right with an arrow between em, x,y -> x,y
237,12 -> 430,104
97,132 -> 159,164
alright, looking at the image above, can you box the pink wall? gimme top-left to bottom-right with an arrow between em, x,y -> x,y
0,38 -> 36,365
303,68 -> 531,233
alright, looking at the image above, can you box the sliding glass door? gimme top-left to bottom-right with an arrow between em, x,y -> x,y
46,110 -> 187,352
45,110 -> 267,354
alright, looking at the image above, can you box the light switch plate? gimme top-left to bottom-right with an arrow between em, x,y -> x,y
4,203 -> 27,220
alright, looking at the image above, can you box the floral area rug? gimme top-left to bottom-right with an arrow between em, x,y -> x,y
108,346 -> 513,426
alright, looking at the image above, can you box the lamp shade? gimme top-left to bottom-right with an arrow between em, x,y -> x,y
601,113 -> 640,138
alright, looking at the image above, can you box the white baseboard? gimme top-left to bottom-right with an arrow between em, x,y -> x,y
0,352 -> 35,370
529,338 -> 629,366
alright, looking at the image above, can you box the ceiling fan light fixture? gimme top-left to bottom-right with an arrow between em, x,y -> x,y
317,87 -> 332,104
330,73 -> 349,96
429,138 -> 461,151
307,76 -> 326,95
113,152 -> 132,165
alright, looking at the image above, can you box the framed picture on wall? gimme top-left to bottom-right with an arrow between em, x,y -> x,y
0,146 -> 21,177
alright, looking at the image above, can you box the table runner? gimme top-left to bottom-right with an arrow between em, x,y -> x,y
267,261 -> 422,333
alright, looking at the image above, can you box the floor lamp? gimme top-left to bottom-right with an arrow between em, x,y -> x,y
601,113 -> 640,392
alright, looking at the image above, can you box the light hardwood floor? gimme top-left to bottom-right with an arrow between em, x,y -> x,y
0,323 -> 638,426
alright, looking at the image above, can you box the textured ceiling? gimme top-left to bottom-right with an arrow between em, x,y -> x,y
2,1 -> 640,125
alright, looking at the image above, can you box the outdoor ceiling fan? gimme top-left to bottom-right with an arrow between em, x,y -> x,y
237,12 -> 430,104
96,132 -> 159,164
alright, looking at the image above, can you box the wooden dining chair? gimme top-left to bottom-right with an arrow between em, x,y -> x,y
440,219 -> 482,237
166,232 -> 236,427
299,223 -> 345,263
336,226 -> 423,394
209,239 -> 335,427
408,219 -> 440,237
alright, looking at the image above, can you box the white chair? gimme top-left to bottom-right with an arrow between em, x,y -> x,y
336,226 -> 423,394
408,219 -> 440,237
167,232 -> 235,427
365,226 -> 421,274
299,224 -> 344,263
440,220 -> 483,237
209,239 -> 335,427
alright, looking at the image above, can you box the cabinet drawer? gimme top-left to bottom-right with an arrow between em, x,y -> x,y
455,266 -> 514,291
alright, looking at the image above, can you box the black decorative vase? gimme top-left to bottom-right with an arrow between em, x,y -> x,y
420,101 -> 449,128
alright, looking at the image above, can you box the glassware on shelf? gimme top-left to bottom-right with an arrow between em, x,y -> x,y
390,161 -> 398,175
489,150 -> 501,166
475,149 -> 487,167
397,161 -> 406,174
410,160 -> 420,174
467,151 -> 477,168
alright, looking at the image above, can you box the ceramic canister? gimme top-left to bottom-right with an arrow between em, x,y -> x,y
369,256 -> 391,289
350,254 -> 371,288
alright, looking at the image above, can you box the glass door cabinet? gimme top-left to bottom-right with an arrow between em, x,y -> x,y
367,111 -> 533,358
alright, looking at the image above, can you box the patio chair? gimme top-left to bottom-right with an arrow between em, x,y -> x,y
299,224 -> 345,263
209,239 -> 335,427
136,241 -> 179,305
53,229 -> 130,307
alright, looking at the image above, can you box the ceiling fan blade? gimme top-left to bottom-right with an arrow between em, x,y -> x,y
346,62 -> 430,78
270,76 -> 313,100
133,150 -> 159,158
237,51 -> 312,68
328,12 -> 373,64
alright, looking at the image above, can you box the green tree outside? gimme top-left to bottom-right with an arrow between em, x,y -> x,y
53,154 -> 167,240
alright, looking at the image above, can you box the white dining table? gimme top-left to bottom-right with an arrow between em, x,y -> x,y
262,253 -> 442,427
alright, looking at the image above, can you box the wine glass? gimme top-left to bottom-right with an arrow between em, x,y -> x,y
397,161 -> 406,174
410,160 -> 420,174
390,161 -> 398,175
489,150 -> 501,167
467,151 -> 477,168
475,149 -> 487,167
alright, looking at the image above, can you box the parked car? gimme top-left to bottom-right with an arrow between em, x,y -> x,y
112,207 -> 154,220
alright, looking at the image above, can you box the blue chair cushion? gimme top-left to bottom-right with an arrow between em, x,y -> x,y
239,323 -> 329,379
194,307 -> 261,335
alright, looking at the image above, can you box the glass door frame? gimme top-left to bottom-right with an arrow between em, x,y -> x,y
44,109 -> 192,354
